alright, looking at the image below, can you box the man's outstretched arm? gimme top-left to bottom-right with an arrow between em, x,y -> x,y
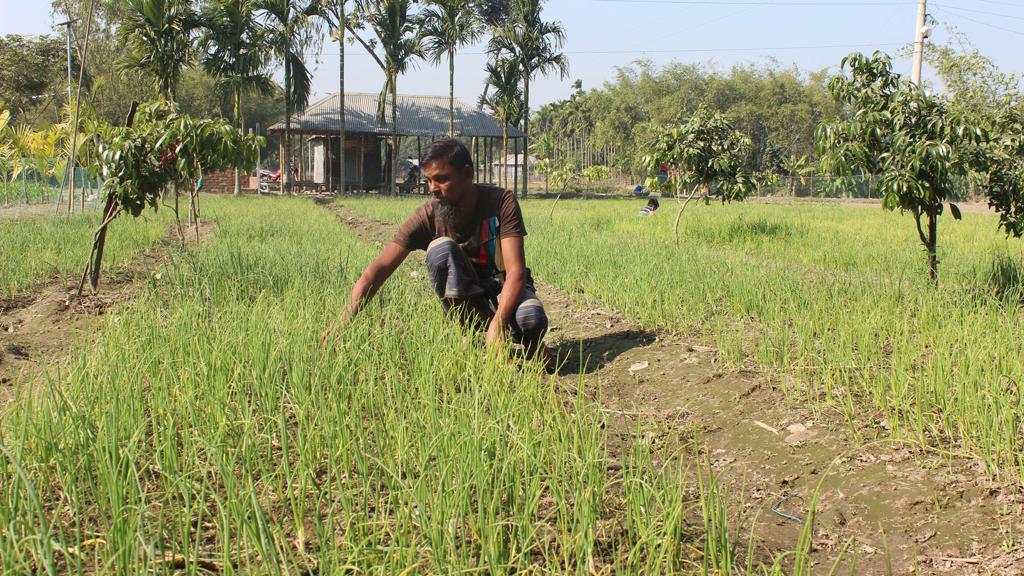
487,235 -> 526,348
345,242 -> 410,321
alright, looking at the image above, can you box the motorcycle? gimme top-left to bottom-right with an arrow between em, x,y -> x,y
257,164 -> 297,194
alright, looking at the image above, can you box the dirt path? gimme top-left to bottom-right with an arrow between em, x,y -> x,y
0,222 -> 215,407
326,200 -> 1023,574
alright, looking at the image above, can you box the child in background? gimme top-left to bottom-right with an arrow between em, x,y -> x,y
639,197 -> 660,217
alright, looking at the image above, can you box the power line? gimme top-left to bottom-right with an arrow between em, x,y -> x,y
546,42 -> 908,55
972,0 -> 1024,7
311,41 -> 907,57
933,5 -> 1024,36
590,0 -> 913,5
932,2 -> 1024,21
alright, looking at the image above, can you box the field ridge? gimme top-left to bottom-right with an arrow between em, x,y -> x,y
0,221 -> 215,406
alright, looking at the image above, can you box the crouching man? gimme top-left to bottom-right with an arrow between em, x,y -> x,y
344,139 -> 549,358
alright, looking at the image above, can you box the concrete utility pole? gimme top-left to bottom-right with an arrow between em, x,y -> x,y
55,18 -> 79,108
911,0 -> 928,87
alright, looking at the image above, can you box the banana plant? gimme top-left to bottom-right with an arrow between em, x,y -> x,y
0,110 -> 12,204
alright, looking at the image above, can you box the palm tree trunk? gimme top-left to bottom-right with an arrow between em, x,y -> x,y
502,124 -> 508,190
521,73 -> 530,199
392,78 -> 398,195
448,50 -> 455,137
233,87 -> 241,196
284,46 -> 292,195
338,2 -> 346,195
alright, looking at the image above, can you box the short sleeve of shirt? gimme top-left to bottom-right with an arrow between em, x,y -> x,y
497,188 -> 527,239
393,203 -> 433,251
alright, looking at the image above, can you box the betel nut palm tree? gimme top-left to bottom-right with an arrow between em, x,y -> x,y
119,0 -> 197,101
199,0 -> 274,195
488,0 -> 567,199
257,0 -> 322,193
419,0 -> 483,137
350,0 -> 423,194
481,56 -> 522,190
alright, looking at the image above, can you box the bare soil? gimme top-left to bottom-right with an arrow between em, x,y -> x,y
327,200 -> 1024,575
0,222 -> 215,407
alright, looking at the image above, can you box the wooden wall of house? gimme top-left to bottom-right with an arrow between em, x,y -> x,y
322,135 -> 382,191
309,135 -> 385,191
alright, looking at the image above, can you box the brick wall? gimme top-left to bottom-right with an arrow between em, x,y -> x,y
203,170 -> 258,194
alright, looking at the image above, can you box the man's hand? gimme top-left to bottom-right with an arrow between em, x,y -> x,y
319,307 -> 354,352
485,314 -> 506,348
322,242 -> 409,352
486,235 -> 527,358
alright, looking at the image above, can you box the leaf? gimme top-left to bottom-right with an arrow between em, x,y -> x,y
949,203 -> 962,220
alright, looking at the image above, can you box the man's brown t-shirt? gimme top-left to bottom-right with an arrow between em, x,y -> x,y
393,184 -> 527,279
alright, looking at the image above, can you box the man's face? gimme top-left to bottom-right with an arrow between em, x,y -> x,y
424,158 -> 474,206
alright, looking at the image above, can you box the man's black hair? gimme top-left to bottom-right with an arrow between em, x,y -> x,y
421,139 -> 474,171
648,197 -> 660,208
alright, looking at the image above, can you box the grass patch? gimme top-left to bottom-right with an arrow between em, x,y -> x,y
342,196 -> 1024,477
4,196 -> 811,574
0,209 -> 170,301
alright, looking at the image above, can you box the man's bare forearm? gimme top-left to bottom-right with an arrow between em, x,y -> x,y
347,269 -> 386,318
493,271 -> 525,329
345,242 -> 410,321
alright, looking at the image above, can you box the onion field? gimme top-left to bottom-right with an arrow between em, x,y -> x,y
346,196 -> 1024,477
2,194 -> 1023,574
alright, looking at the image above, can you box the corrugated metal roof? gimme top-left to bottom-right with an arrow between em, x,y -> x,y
268,93 -> 524,138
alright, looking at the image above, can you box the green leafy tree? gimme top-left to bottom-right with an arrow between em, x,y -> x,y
643,105 -> 755,245
904,24 -> 1021,122
533,157 -> 553,194
546,158 -> 577,193
420,0 -> 482,136
985,100 -> 1024,239
817,52 -> 988,281
0,35 -> 67,126
51,1 -> 158,125
350,0 -> 423,194
0,109 -> 14,204
3,123 -> 33,203
473,0 -> 511,27
530,60 -> 840,184
480,56 -> 522,190
753,168 -> 781,197
176,68 -> 225,120
84,101 -> 262,291
488,0 -> 567,199
198,0 -> 274,195
258,0 -> 323,193
118,0 -> 198,101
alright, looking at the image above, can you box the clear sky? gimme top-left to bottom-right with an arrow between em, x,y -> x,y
2,0 -> 1022,108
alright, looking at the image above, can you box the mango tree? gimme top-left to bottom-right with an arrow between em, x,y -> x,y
642,106 -> 755,245
984,101 -> 1024,243
80,101 -> 261,292
816,52 -> 988,281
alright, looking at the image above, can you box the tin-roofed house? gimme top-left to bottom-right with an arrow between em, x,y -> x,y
267,93 -> 524,193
